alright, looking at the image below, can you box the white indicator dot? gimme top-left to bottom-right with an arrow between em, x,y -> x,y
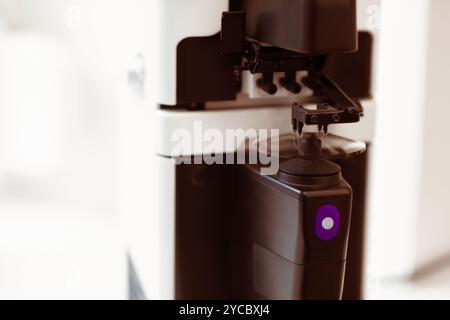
322,217 -> 335,231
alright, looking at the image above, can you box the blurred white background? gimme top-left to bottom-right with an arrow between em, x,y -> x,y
0,0 -> 157,299
366,0 -> 450,299
0,0 -> 449,300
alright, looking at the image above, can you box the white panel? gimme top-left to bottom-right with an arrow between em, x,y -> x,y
158,99 -> 375,158
156,156 -> 176,299
154,0 -> 229,105
157,106 -> 292,157
116,91 -> 176,298
415,0 -> 450,270
124,155 -> 175,299
366,0 -> 430,279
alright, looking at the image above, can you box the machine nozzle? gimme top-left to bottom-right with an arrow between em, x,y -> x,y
257,73 -> 278,95
280,72 -> 302,94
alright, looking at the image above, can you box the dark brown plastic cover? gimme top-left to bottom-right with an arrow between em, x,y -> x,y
235,0 -> 358,54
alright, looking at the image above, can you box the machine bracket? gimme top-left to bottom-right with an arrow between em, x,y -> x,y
220,10 -> 363,134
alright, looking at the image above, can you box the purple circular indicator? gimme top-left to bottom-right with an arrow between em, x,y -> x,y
315,205 -> 340,241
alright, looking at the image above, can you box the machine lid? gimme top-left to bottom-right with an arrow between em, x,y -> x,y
279,158 -> 341,177
254,133 -> 366,160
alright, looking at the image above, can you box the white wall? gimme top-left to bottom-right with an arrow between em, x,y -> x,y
0,0 -> 157,299
415,0 -> 450,269
367,0 -> 450,283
